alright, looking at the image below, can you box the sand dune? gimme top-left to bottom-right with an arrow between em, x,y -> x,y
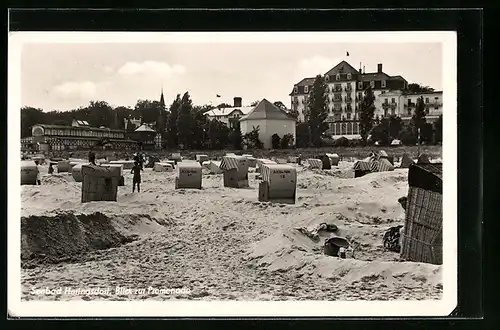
20,161 -> 442,301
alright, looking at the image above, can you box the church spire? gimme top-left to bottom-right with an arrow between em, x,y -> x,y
160,87 -> 165,108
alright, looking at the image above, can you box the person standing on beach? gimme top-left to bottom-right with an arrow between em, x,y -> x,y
48,163 -> 54,174
88,150 -> 96,165
35,160 -> 42,185
131,161 -> 143,193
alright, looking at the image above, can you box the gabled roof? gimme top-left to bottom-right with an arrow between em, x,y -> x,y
207,106 -> 254,117
324,60 -> 360,76
240,98 -> 296,121
134,124 -> 156,132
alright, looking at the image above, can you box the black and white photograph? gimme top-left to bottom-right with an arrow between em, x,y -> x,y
8,31 -> 457,317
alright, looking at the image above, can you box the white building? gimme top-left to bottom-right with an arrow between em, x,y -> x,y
206,97 -> 254,129
239,98 -> 297,149
291,61 -> 443,138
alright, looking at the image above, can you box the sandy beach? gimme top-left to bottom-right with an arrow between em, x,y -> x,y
20,160 -> 443,301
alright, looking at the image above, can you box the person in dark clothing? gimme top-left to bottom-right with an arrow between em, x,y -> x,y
88,150 -> 96,165
48,163 -> 54,174
131,161 -> 143,192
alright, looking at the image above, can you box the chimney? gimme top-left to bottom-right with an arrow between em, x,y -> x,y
359,62 -> 362,74
377,63 -> 382,73
363,65 -> 365,74
233,97 -> 242,107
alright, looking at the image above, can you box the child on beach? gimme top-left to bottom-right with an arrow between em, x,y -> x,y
131,161 -> 143,193
35,160 -> 42,185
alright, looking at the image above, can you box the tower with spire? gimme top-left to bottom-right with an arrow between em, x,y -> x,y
156,87 -> 166,144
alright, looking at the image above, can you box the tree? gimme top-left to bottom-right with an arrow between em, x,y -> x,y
359,86 -> 376,145
295,122 -> 310,148
288,108 -> 300,120
250,100 -> 260,107
191,105 -> 209,149
271,133 -> 281,149
114,106 -> 134,130
86,101 -> 114,127
207,118 -> 230,149
134,99 -> 164,125
420,122 -> 434,144
217,103 -> 232,108
370,118 -> 391,146
280,133 -> 294,149
228,121 -> 243,150
307,74 -> 329,147
177,92 -> 194,149
434,115 -> 443,144
273,101 -> 287,112
166,94 -> 181,148
244,126 -> 263,149
399,123 -> 417,146
21,107 -> 46,138
388,115 -> 403,139
406,83 -> 435,94
412,96 -> 427,131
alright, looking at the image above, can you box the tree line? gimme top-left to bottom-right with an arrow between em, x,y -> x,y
21,93 -> 293,150
22,81 -> 442,150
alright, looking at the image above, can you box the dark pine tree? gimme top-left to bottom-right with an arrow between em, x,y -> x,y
359,86 -> 376,145
307,75 -> 329,147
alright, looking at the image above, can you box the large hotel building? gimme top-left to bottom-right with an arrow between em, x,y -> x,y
290,60 -> 443,138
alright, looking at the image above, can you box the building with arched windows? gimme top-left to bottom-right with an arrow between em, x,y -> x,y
290,60 -> 441,139
27,119 -> 137,152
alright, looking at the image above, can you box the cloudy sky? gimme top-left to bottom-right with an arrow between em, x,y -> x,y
21,41 -> 442,111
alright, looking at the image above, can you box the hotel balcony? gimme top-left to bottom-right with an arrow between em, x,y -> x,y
345,96 -> 353,102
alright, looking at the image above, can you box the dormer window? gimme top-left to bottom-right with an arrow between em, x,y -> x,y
304,85 -> 309,93
347,73 -> 352,80
294,86 -> 298,94
358,82 -> 363,89
381,80 -> 386,88
370,81 -> 375,88
336,74 -> 340,81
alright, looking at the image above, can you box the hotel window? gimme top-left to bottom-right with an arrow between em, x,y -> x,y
304,86 -> 309,93
336,74 -> 340,81
381,80 -> 386,88
325,75 -> 329,82
384,98 -> 388,104
347,113 -> 351,120
294,86 -> 298,94
425,97 -> 429,103
347,73 -> 352,80
391,98 -> 395,103
334,103 -> 341,110
358,82 -> 363,89
370,81 -> 375,88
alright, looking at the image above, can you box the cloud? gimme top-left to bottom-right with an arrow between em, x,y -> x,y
117,61 -> 186,76
53,81 -> 97,99
298,56 -> 341,77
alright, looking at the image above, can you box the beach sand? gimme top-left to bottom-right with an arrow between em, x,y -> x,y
20,160 -> 443,301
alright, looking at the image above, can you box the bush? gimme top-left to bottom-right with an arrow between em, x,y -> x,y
271,133 -> 281,149
280,133 -> 294,149
400,126 -> 417,146
349,139 -> 363,147
334,136 -> 349,147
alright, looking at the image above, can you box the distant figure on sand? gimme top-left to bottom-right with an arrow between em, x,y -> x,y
88,150 -> 96,165
48,163 -> 54,174
35,160 -> 42,185
131,161 -> 144,193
